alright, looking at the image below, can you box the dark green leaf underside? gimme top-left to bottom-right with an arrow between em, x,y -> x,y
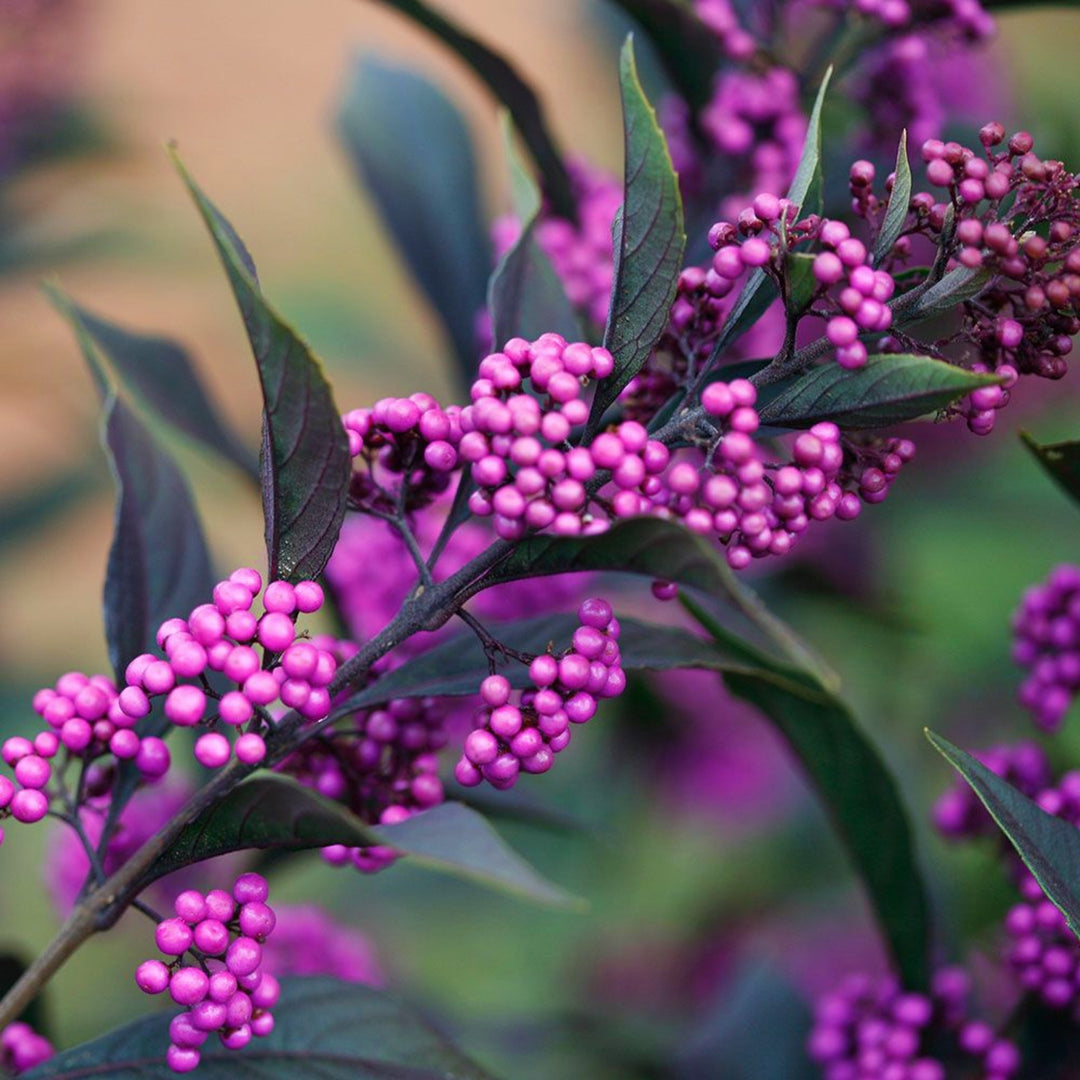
143,777 -> 577,909
338,57 -> 491,392
928,730 -> 1080,939
21,977 -> 495,1079
365,0 -> 575,219
758,354 -> 1001,430
1021,431 -> 1080,508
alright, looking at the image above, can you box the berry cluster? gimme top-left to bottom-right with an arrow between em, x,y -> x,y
124,569 -> 336,770
1012,564 -> 1080,731
1,1022 -> 54,1075
812,219 -> 896,370
286,687 -> 449,874
462,335 -> 671,539
641,381 -> 914,568
808,968 -> 1020,1079
3,669 -> 171,842
454,598 -> 625,790
933,741 -> 1050,841
342,394 -> 463,514
135,874 -> 279,1074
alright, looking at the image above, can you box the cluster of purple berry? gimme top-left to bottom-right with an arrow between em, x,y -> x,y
454,598 -> 624,790
835,0 -> 993,36
0,1021 -> 54,1075
1011,564 -> 1080,731
461,335 -> 672,539
125,569 -> 335,770
933,741 -> 1050,841
135,873 -> 279,1074
286,685 -> 449,874
1,669 -> 172,844
342,394 -> 463,515
642,381 -> 913,568
812,218 -> 896,370
1004,870 -> 1080,1011
808,968 -> 1020,1079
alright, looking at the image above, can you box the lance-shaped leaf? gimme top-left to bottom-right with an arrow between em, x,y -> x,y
757,353 -> 1002,430
49,286 -> 215,681
475,518 -> 837,685
20,977 -> 496,1080
171,150 -> 351,583
338,57 -> 491,393
365,0 -> 575,219
898,265 -> 992,323
342,612 -> 769,710
690,603 -> 930,990
928,729 -> 1080,937
46,286 -> 257,478
488,117 -> 581,347
588,37 -> 685,432
602,0 -> 720,112
1021,431 -> 1080,508
141,776 -> 578,909
706,68 -> 832,362
873,130 -> 912,266
98,395 -> 216,687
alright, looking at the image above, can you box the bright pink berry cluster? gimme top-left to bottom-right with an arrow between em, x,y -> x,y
493,160 -> 621,329
342,394 -> 463,515
286,688 -> 449,874
1,669 -> 171,844
642,381 -> 913,568
123,569 -> 335,771
1011,564 -> 1080,731
135,873 -> 279,1074
454,598 -> 625,790
0,1021 -> 54,1075
808,968 -> 1019,1080
462,335 -> 670,539
812,218 -> 896,369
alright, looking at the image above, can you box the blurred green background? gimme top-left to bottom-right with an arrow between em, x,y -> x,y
3,2 -> 1080,1076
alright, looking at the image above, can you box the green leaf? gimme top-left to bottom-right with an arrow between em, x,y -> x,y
900,265 -> 992,323
171,150 -> 351,584
702,628 -> 931,989
927,729 -> 1080,939
97,394 -> 216,688
366,0 -> 575,220
588,37 -> 685,432
44,286 -> 257,478
488,118 -> 581,348
20,977 -> 496,1079
337,57 -> 491,392
142,776 -> 578,909
602,0 -> 720,112
1021,431 -> 1080,508
757,353 -> 1002,430
873,130 -> 911,267
785,252 -> 819,315
476,518 -> 838,686
342,612 -> 767,710
706,68 -> 832,362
